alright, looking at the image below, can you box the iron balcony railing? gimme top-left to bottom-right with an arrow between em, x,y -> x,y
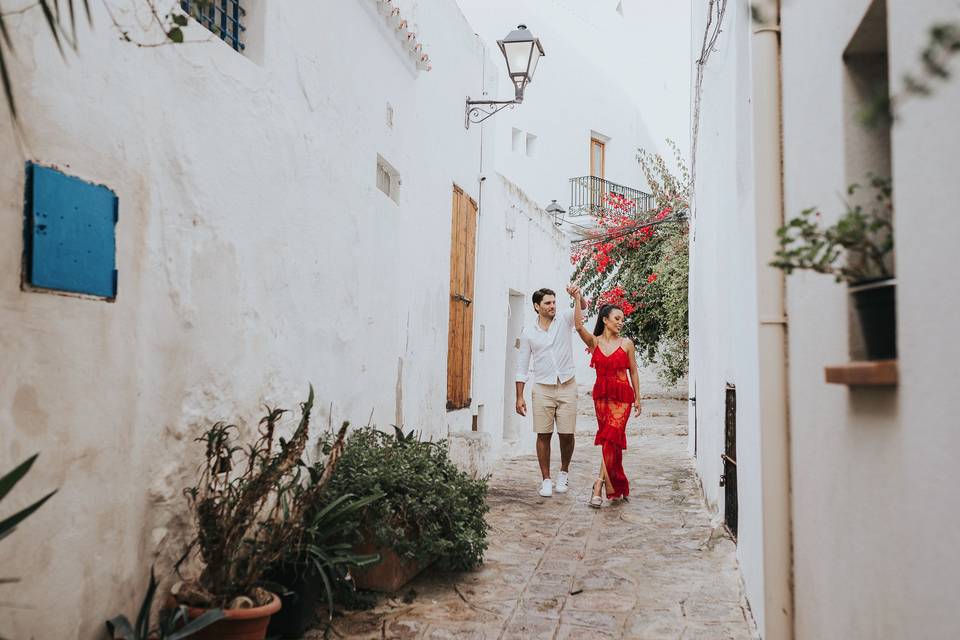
568,176 -> 655,217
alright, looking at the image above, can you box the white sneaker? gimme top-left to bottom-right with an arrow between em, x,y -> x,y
538,479 -> 553,497
555,471 -> 569,493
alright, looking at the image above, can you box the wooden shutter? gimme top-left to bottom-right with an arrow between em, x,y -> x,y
446,186 -> 478,410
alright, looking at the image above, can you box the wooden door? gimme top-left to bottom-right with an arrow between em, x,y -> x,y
447,185 -> 478,410
590,138 -> 606,209
590,137 -> 606,178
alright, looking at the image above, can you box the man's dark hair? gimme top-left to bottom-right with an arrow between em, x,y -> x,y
532,288 -> 556,306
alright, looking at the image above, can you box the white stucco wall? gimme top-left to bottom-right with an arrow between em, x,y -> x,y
0,0 -> 573,637
782,1 -> 960,638
467,174 -> 574,462
688,0 -> 768,632
692,0 -> 960,638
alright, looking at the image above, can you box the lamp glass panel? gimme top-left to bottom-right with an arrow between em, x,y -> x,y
527,46 -> 542,81
502,40 -> 534,77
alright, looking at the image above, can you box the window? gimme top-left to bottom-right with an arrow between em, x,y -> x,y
511,127 -> 524,153
843,0 -> 896,362
525,133 -> 538,157
181,0 -> 246,53
376,155 -> 400,203
23,163 -> 118,299
590,137 -> 605,178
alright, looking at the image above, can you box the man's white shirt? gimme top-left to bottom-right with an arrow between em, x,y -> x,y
515,309 -> 577,385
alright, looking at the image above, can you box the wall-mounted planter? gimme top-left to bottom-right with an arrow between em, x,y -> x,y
850,278 -> 896,360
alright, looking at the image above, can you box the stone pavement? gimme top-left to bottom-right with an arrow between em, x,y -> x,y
310,389 -> 757,639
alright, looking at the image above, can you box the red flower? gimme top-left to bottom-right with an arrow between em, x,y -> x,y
647,273 -> 658,283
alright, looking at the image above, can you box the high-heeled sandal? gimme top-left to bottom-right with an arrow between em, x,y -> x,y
589,478 -> 604,508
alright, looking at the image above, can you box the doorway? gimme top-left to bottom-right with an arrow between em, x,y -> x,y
722,383 -> 738,541
502,290 -> 526,441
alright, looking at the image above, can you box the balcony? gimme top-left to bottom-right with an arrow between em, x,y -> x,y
568,176 -> 655,217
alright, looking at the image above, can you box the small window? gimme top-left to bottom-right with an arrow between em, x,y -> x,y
525,133 -> 538,157
376,155 -> 400,204
511,127 -> 524,153
181,0 -> 246,53
24,163 -> 118,299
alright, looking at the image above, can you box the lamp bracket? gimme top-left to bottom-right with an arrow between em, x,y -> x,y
465,97 -> 520,129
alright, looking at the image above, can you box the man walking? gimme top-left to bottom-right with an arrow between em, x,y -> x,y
516,286 -> 584,497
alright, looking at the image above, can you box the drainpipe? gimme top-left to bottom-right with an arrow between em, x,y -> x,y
751,1 -> 795,639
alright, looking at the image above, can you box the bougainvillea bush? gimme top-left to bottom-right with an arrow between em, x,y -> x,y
571,141 -> 690,385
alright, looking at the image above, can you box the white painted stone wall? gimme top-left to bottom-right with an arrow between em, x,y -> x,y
0,1 -> 561,637
782,1 -> 960,638
687,0 -> 769,632
691,0 -> 960,637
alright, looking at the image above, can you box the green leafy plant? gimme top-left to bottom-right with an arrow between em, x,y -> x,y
271,478 -> 384,618
1,453 -> 57,640
572,141 -> 690,385
106,568 -> 224,639
322,427 -> 489,572
0,453 -> 56,547
0,0 -> 213,120
176,386 -> 351,609
860,21 -> 960,127
772,176 -> 893,283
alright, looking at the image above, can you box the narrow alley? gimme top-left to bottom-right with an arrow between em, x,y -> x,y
317,386 -> 756,640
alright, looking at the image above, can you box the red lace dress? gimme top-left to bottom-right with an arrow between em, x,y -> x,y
591,345 -> 635,499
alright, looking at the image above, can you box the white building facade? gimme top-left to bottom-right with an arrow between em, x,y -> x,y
690,0 -> 960,638
0,0 -> 657,636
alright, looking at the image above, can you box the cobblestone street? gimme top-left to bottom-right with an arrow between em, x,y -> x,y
312,387 -> 757,640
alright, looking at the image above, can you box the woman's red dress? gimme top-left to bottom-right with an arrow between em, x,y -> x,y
591,345 -> 634,499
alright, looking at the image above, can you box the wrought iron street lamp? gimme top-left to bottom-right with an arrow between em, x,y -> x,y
465,24 -> 545,129
545,199 -> 566,226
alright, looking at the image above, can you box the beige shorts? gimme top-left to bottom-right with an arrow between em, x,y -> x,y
532,377 -> 577,434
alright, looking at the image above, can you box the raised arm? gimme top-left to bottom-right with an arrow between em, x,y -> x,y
624,340 -> 642,416
566,284 -> 596,351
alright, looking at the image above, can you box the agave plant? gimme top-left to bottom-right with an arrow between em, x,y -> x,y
1,454 -> 57,580
279,490 -> 383,618
106,568 -> 223,640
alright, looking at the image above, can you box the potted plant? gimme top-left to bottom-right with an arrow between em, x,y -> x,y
265,479 -> 383,638
173,386 -> 350,640
772,175 -> 896,360
106,568 -> 224,639
322,426 -> 490,593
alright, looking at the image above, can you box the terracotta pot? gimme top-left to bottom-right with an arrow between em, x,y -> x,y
185,592 -> 281,640
351,543 -> 427,593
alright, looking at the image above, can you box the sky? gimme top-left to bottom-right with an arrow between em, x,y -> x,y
455,0 -> 693,161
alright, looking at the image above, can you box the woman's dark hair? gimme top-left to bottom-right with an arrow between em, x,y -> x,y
593,304 -> 623,336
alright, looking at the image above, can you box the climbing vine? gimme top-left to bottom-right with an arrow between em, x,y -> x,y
571,142 -> 691,385
0,0 -> 214,120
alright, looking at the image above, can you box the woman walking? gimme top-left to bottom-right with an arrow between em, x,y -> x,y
568,286 -> 641,507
